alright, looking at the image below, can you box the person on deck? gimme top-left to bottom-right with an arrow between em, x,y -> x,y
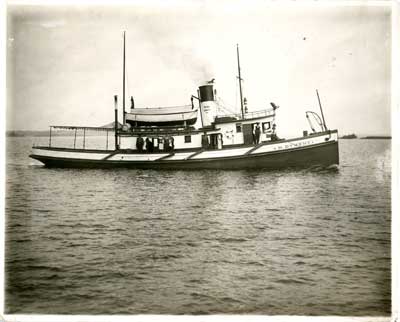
164,138 -> 170,152
136,135 -> 144,152
255,123 -> 261,144
145,138 -> 152,152
271,124 -> 278,141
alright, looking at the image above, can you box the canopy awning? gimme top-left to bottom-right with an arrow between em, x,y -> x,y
50,125 -> 117,132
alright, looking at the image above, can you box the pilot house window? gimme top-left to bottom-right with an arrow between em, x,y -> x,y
236,123 -> 242,133
262,122 -> 271,133
184,135 -> 192,143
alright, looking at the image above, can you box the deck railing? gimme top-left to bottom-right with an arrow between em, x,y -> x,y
217,109 -> 275,121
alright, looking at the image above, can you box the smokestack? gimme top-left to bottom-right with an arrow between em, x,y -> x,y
198,83 -> 217,126
199,84 -> 215,103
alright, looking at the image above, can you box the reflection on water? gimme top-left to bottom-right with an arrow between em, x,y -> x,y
5,137 -> 391,315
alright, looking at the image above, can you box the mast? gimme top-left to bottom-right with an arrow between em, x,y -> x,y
123,31 -> 126,125
236,44 -> 245,120
316,89 -> 328,131
114,95 -> 119,150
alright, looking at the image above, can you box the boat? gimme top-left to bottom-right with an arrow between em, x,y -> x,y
29,33 -> 339,170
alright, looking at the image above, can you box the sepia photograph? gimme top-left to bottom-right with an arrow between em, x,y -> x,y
2,0 -> 396,320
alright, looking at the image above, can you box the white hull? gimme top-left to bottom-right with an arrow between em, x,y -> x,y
31,131 -> 338,164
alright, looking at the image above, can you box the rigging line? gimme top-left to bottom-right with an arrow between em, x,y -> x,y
235,75 -> 238,113
216,98 -> 237,115
124,35 -> 133,110
218,103 -> 234,116
307,116 -> 316,133
215,99 -> 222,116
217,98 -> 232,111
310,112 -> 323,128
125,44 -> 132,109
235,75 -> 246,115
216,105 -> 235,116
306,112 -> 323,132
126,61 -> 130,104
219,104 -> 237,115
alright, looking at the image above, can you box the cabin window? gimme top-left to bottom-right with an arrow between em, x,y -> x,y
236,123 -> 242,133
184,135 -> 192,143
262,122 -> 271,133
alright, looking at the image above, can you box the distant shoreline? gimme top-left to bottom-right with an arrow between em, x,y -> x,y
6,130 -> 50,137
6,130 -> 106,137
362,136 -> 391,140
340,134 -> 357,139
339,134 -> 391,140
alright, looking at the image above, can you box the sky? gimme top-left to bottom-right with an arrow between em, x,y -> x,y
6,1 -> 391,137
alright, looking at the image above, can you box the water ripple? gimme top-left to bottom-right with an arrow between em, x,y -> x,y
5,137 -> 391,315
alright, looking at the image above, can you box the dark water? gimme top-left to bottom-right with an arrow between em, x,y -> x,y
5,137 -> 391,315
